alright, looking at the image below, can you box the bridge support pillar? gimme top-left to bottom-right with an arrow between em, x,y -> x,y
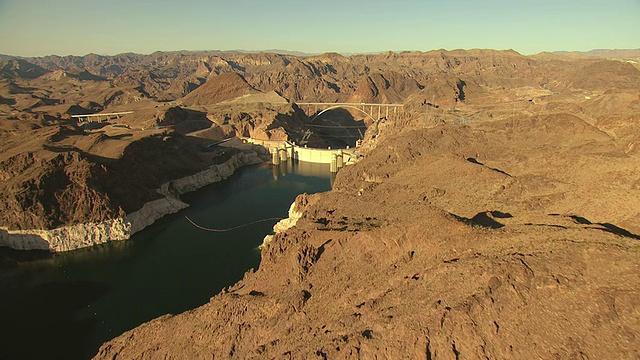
271,148 -> 280,165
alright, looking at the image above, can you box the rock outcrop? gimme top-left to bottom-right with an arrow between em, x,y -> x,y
260,194 -> 308,248
182,72 -> 258,106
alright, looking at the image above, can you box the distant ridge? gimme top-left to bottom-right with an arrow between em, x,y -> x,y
3,48 -> 639,60
259,49 -> 318,57
553,49 -> 640,59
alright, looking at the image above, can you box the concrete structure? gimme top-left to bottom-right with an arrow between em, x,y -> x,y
243,138 -> 360,172
71,111 -> 133,123
242,102 -> 404,171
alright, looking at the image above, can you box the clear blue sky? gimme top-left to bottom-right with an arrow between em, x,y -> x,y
0,0 -> 638,57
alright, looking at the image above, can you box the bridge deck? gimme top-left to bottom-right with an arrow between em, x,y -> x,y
297,102 -> 403,107
71,111 -> 134,123
70,111 -> 133,118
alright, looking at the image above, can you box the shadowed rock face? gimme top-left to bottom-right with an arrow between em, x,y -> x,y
0,122 -> 246,231
181,72 -> 258,106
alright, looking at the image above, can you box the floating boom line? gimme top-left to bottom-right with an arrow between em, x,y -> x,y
184,215 -> 284,232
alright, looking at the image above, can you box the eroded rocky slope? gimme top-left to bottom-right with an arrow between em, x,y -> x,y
0,113 -> 271,251
95,115 -> 640,359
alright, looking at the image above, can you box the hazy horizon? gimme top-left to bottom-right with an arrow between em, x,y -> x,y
3,47 -> 640,59
1,0 -> 639,58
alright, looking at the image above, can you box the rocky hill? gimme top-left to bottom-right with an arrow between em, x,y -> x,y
0,120 -> 219,230
95,112 -> 640,359
182,72 -> 258,106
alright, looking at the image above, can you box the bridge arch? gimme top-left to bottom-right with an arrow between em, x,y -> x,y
309,105 -> 378,123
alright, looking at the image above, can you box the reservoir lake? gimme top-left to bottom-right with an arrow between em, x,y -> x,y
0,161 -> 332,359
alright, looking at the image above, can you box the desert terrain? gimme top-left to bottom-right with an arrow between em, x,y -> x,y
1,48 -> 639,358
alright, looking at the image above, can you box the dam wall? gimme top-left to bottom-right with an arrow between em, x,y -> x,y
242,138 -> 360,170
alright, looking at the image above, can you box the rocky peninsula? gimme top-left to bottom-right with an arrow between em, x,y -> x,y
95,114 -> 640,359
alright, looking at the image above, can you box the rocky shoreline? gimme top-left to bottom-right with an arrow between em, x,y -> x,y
260,195 -> 306,249
0,151 -> 264,252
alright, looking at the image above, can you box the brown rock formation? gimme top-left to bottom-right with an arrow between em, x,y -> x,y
0,119 -> 236,231
95,114 -> 640,359
182,72 -> 257,106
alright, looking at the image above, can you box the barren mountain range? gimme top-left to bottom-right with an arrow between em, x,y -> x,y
1,48 -> 639,358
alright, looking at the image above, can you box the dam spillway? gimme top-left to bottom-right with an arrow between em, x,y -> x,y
244,138 -> 359,172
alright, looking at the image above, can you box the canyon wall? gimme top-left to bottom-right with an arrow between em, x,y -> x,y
0,151 -> 263,252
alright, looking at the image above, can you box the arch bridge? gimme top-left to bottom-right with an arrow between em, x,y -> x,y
71,111 -> 133,123
296,102 -> 405,123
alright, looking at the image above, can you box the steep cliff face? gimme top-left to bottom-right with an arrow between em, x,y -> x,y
260,196 -> 306,248
0,151 -> 263,252
0,197 -> 186,252
0,127 -> 211,231
94,115 -> 640,359
0,150 -> 129,230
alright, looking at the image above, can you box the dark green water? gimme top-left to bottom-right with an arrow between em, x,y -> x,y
0,161 -> 332,360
